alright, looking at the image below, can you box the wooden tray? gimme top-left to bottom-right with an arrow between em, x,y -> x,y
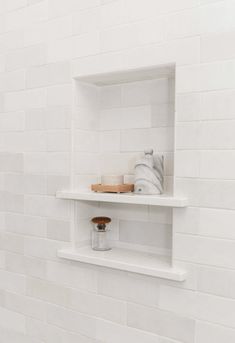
91,184 -> 134,193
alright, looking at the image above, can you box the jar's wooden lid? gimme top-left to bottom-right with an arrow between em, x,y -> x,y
91,216 -> 111,225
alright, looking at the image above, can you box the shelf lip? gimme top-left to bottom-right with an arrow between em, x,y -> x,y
58,247 -> 187,281
56,190 -> 188,207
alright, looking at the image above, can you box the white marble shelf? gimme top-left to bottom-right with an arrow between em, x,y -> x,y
56,190 -> 187,207
58,246 -> 187,281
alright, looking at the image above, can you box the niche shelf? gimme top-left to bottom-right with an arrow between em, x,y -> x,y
58,246 -> 186,281
57,63 -> 188,281
56,190 -> 187,207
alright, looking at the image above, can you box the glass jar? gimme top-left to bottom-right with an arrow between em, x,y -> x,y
91,217 -> 111,251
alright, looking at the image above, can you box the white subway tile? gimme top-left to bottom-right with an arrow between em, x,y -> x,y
125,0 -> 198,22
6,44 -> 47,71
177,61 -> 235,93
74,130 -> 99,153
47,15 -> 72,41
25,108 -> 46,130
166,8 -> 200,40
0,31 -> 24,53
26,277 -> 69,307
197,179 -> 235,209
150,127 -> 174,152
122,37 -> 200,70
100,130 -> 120,152
199,121 -> 235,150
173,207 -> 200,235
0,70 -> 25,92
196,321 -> 235,343
119,220 -> 171,250
46,130 -> 70,152
127,303 -> 195,343
159,286 -> 196,317
0,153 -> 23,172
100,108 -> 123,130
0,269 -> 26,294
48,38 -> 73,63
197,266 -> 233,298
151,103 -> 174,127
120,129 -> 150,152
73,46 -> 123,74
99,152 -> 137,175
24,174 -> 47,194
24,236 -> 67,261
5,192 -> 24,213
73,7 -> 99,34
46,175 -> 69,195
26,317 -> 46,342
26,62 -> 71,88
47,84 -> 72,107
99,202 -> 149,222
202,31 -> 235,62
6,2 -> 47,31
48,0 -> 99,18
5,213 -> 46,237
100,25 -> 139,52
176,122 -> 199,149
96,319 -> 162,343
47,261 -> 97,292
196,293 -> 235,328
47,303 -> 96,338
24,131 -> 47,152
0,307 -> 25,333
176,93 -> 201,122
149,206 -> 172,225
98,269 -> 159,307
200,151 -> 235,179
6,0 -> 27,11
24,153 -> 47,174
5,291 -> 46,320
24,195 -> 46,217
100,84 -> 122,108
47,219 -> 70,242
72,32 -> 100,59
0,54 -> 4,73
175,151 -> 200,177
101,105 -> 151,131
45,106 -> 71,129
68,288 -> 127,324
4,173 -> 24,194
5,89 -> 46,111
2,232 -> 24,254
199,208 -> 235,240
24,22 -> 47,47
5,252 -> 47,279
200,89 -> 235,120
201,1 -> 235,34
74,153 -> 99,174
46,152 -> 70,175
175,234 -> 235,269
0,111 -> 25,131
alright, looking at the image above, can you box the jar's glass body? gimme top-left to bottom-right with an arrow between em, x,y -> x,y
91,226 -> 111,251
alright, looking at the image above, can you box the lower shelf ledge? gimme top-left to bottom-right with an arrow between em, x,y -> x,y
57,246 -> 187,282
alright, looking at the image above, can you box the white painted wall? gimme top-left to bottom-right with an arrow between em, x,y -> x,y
0,0 -> 235,342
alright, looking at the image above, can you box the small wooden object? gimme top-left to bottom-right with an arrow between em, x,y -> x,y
91,217 -> 111,225
91,183 -> 134,193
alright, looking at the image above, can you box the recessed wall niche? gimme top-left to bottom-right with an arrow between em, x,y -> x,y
57,64 -> 187,281
73,65 -> 175,194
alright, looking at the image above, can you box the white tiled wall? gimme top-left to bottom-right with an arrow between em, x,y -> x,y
0,0 -> 235,342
